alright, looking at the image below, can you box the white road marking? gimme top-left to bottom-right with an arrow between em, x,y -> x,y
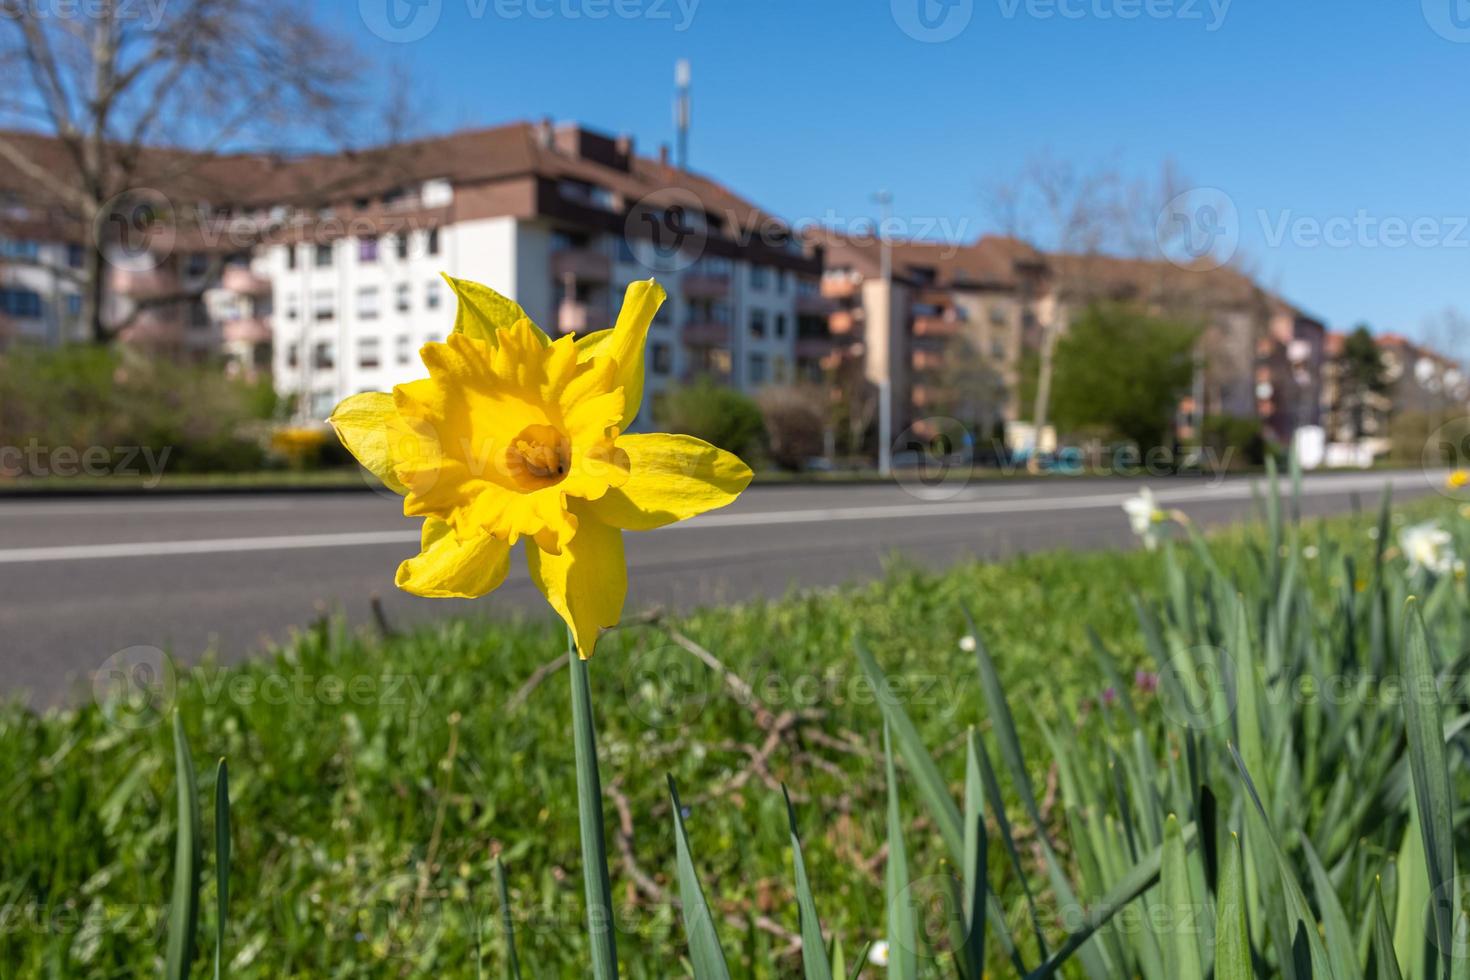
0,472 -> 1440,565
0,498 -> 301,518
0,530 -> 419,564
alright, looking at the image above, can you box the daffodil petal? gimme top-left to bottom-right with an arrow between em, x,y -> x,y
395,518 -> 511,598
578,279 -> 664,427
526,500 -> 625,658
587,433 -> 752,531
443,273 -> 547,347
328,392 -> 408,495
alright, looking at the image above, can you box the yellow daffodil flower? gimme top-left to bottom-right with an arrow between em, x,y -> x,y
1448,469 -> 1470,491
329,275 -> 753,657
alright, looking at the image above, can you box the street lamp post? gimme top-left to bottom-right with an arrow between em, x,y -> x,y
873,190 -> 893,477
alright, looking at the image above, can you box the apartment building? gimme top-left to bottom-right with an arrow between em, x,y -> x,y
0,123 -> 822,428
254,121 -> 821,423
810,233 -> 1043,443
0,236 -> 84,347
1376,332 -> 1468,417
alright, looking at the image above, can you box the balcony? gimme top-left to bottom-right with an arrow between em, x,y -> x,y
796,292 -> 836,316
912,314 -> 960,338
551,247 -> 611,283
112,267 -> 177,298
222,264 -> 271,296
912,348 -> 946,371
829,309 -> 863,335
682,273 -> 731,300
682,320 -> 731,347
821,277 -> 859,300
557,300 -> 590,334
118,309 -> 181,346
223,317 -> 272,345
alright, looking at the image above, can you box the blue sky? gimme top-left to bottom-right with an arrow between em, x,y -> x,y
340,0 -> 1470,342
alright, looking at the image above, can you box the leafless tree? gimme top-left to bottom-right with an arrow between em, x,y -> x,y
0,0 -> 391,343
989,153 -> 1184,468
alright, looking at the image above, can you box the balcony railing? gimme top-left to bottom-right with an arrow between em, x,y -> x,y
557,300 -> 590,334
796,292 -> 836,316
911,348 -> 946,371
551,247 -> 611,282
682,320 -> 731,347
912,314 -> 959,337
682,273 -> 731,300
223,317 -> 272,345
222,265 -> 271,296
112,267 -> 177,298
820,277 -> 859,300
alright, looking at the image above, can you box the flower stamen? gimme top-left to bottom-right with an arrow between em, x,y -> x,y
507,423 -> 571,490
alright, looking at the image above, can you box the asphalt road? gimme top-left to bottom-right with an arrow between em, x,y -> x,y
0,468 -> 1448,706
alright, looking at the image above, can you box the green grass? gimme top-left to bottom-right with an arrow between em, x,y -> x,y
0,491 -> 1444,977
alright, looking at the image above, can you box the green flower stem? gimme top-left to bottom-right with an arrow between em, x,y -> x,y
569,632 -> 619,979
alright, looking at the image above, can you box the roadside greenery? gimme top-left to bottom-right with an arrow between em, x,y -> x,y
5,477 -> 1469,976
0,346 -> 278,478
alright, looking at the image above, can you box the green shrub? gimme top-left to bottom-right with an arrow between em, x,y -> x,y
0,345 -> 273,478
1202,413 -> 1266,466
654,377 -> 766,462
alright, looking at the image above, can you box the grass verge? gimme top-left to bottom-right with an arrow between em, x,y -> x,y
0,491 -> 1443,976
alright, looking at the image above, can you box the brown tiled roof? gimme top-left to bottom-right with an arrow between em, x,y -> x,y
811,231 -> 1039,289
0,121 -> 794,227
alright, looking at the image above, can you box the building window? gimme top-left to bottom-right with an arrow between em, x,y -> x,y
189,300 -> 210,330
558,178 -> 615,210
617,236 -> 637,264
357,286 -> 380,320
358,337 -> 381,369
750,309 -> 767,338
748,352 -> 768,385
774,313 -> 787,339
651,341 -> 672,375
777,270 -> 788,294
0,288 -> 42,318
396,282 -> 411,312
313,290 -> 334,321
312,341 -> 335,370
285,244 -> 297,270
286,343 -> 299,368
750,265 -> 769,290
184,253 -> 208,278
314,243 -> 333,268
359,237 -> 379,263
285,294 -> 299,320
0,239 -> 39,261
773,355 -> 789,383
66,243 -> 84,268
396,334 -> 412,365
425,279 -> 441,310
426,228 -> 440,256
310,389 -> 334,418
395,234 -> 409,260
65,293 -> 82,317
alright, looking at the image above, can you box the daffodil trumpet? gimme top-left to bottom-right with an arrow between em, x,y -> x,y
329,274 -> 753,658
